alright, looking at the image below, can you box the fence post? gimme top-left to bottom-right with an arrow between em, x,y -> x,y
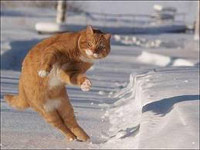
56,0 -> 67,24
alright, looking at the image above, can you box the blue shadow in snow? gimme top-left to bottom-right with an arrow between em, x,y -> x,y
142,95 -> 199,116
1,39 -> 40,71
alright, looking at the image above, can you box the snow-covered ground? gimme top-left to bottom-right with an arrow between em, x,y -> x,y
1,2 -> 199,149
98,67 -> 199,149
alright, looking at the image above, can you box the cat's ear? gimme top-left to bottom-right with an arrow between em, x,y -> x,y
86,25 -> 93,35
104,33 -> 111,40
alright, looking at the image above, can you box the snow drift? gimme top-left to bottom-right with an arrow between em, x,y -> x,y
99,67 -> 199,149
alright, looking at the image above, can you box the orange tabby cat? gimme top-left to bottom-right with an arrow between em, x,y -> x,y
4,26 -> 111,142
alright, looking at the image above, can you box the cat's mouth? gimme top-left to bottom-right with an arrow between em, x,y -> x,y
85,49 -> 103,59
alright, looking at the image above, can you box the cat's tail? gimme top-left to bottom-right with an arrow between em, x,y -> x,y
4,82 -> 30,110
4,95 -> 30,110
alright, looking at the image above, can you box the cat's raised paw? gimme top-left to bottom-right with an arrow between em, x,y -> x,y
38,70 -> 49,78
81,79 -> 91,92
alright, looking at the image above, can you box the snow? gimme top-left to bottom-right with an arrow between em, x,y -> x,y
99,67 -> 199,149
77,1 -> 198,25
1,2 -> 199,149
35,22 -> 69,33
137,51 -> 194,67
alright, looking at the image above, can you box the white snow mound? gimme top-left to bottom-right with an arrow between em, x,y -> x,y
100,67 -> 199,149
35,22 -> 68,33
137,51 -> 194,67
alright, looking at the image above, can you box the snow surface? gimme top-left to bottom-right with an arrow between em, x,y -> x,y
1,2 -> 199,149
98,67 -> 199,149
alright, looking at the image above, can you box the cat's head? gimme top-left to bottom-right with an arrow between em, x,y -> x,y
78,26 -> 111,60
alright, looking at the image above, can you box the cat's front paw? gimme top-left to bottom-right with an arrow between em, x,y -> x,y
81,79 -> 91,92
38,70 -> 49,78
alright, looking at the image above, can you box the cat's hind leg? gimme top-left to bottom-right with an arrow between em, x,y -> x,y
57,96 -> 90,142
40,108 -> 76,141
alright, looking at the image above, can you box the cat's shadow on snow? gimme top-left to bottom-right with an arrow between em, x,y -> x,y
142,94 -> 199,116
1,39 -> 40,71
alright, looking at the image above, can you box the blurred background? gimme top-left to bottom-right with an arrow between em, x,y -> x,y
1,0 -> 199,70
1,1 -> 198,32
